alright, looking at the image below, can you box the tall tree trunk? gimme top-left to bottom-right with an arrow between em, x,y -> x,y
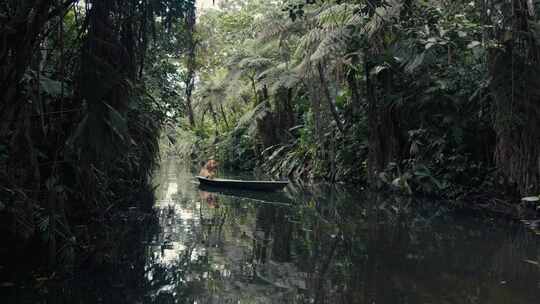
78,0 -> 130,162
346,55 -> 362,122
308,80 -> 323,144
318,63 -> 345,134
365,55 -> 381,183
184,5 -> 196,127
250,75 -> 259,105
219,103 -> 229,129
274,87 -> 295,141
365,55 -> 402,184
489,0 -> 540,195
208,103 -> 219,138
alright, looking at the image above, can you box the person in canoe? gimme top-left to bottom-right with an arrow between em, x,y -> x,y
199,159 -> 218,179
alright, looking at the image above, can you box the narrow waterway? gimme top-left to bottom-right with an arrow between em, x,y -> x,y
1,156 -> 538,303
146,157 -> 539,303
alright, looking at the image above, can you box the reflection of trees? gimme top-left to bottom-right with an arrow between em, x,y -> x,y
199,193 -> 228,248
45,162 -> 534,304
253,204 -> 293,265
9,213 -> 161,304
142,190 -> 224,304
142,179 -> 540,304
286,188 -> 539,304
144,241 -> 210,304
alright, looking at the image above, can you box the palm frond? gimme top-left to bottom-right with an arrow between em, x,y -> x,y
294,28 -> 325,59
363,0 -> 403,39
311,27 -> 352,63
317,3 -> 360,31
236,100 -> 271,136
257,63 -> 301,94
238,56 -> 274,71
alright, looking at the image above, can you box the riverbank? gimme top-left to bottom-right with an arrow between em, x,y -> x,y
162,128 -> 539,228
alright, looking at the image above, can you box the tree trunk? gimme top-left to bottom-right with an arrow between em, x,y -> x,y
346,56 -> 362,122
307,81 -> 323,144
184,5 -> 197,127
274,87 -> 295,141
365,55 -> 381,183
489,0 -> 540,195
208,103 -> 219,137
318,63 -> 345,134
490,47 -> 540,195
219,103 -> 229,129
365,54 -> 402,184
250,75 -> 259,105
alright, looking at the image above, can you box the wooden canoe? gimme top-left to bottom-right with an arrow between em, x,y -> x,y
198,183 -> 293,205
196,176 -> 289,191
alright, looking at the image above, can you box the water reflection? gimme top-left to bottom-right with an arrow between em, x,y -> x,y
1,157 -> 537,303
146,158 -> 539,304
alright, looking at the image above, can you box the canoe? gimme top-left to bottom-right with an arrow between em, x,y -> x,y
196,176 -> 289,191
198,183 -> 293,205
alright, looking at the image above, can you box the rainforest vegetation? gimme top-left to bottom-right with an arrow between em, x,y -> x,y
170,0 -> 540,203
0,0 -> 196,272
0,0 -> 539,284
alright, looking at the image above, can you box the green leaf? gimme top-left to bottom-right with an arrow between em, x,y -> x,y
66,115 -> 88,148
35,72 -> 72,98
467,41 -> 481,49
405,52 -> 425,73
40,77 -> 63,97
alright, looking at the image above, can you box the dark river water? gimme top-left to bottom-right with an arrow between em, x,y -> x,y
1,156 -> 539,303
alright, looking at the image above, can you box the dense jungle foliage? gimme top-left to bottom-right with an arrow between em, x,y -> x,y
0,0 -> 195,271
1,0 -> 539,277
164,0 -> 540,205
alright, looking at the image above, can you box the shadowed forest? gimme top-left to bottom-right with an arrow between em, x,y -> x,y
0,0 -> 539,303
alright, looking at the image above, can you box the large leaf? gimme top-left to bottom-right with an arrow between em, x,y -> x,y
39,77 -> 65,97
404,52 -> 425,74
